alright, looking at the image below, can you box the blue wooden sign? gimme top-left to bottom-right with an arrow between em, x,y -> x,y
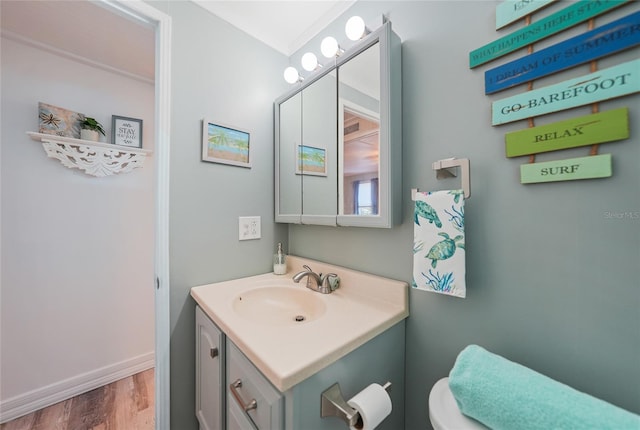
486,11 -> 640,94
496,0 -> 555,30
492,59 -> 640,125
470,0 -> 630,68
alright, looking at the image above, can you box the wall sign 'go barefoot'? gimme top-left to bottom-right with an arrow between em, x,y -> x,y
492,59 -> 640,125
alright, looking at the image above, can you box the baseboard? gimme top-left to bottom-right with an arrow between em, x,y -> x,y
0,351 -> 155,424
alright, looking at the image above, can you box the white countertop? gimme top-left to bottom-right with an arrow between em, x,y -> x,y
190,256 -> 409,392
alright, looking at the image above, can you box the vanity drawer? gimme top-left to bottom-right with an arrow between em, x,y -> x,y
227,340 -> 284,430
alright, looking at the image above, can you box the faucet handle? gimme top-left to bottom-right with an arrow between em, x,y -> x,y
324,273 -> 340,291
302,264 -> 313,272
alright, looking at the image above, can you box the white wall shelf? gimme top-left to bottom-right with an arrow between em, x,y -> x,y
27,132 -> 152,177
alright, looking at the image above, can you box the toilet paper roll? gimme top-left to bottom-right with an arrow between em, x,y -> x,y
347,383 -> 392,430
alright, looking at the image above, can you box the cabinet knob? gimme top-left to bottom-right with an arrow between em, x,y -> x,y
230,378 -> 258,412
210,347 -> 218,359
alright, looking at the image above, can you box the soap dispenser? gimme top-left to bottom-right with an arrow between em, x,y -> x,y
273,243 -> 287,275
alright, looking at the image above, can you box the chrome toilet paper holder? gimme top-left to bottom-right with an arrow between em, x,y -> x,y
321,381 -> 391,428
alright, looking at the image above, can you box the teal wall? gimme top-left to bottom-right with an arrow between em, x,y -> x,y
157,1 -> 639,429
288,1 -> 640,429
149,2 -> 289,428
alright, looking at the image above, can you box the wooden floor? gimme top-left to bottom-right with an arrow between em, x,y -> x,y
1,368 -> 154,430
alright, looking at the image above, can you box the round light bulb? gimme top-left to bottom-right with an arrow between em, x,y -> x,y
283,66 -> 299,84
345,16 -> 366,41
321,36 -> 339,58
301,52 -> 318,72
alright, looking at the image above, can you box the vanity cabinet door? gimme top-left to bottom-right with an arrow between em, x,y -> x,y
227,341 -> 284,430
196,306 -> 225,430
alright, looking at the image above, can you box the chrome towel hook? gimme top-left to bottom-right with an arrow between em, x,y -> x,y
412,157 -> 471,200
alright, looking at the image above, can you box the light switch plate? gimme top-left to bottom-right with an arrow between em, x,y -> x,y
239,216 -> 261,240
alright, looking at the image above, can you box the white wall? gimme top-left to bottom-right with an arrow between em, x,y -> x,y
0,37 -> 155,421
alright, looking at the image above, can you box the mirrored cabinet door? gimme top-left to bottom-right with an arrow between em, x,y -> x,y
300,71 -> 337,225
277,92 -> 302,222
338,42 -> 381,217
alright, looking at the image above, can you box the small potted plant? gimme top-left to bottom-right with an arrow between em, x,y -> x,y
80,117 -> 106,141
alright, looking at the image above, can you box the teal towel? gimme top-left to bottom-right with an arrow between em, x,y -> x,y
449,345 -> 640,430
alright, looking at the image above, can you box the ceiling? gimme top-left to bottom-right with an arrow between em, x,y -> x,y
0,0 -> 355,83
0,1 -> 156,82
193,1 -> 356,56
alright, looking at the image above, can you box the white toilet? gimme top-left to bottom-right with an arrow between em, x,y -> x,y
428,378 -> 489,430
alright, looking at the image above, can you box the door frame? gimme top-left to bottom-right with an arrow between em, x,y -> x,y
100,1 -> 171,428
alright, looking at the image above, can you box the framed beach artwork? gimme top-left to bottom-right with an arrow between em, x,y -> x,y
295,144 -> 327,176
202,120 -> 251,168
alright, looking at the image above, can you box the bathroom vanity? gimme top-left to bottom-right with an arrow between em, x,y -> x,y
191,256 -> 408,430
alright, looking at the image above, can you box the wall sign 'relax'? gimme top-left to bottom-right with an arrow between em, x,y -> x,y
486,11 -> 640,94
496,0 -> 555,30
520,154 -> 612,183
492,59 -> 640,125
505,108 -> 629,157
470,0 -> 630,68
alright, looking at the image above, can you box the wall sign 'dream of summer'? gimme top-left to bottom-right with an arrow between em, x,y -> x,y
485,11 -> 640,94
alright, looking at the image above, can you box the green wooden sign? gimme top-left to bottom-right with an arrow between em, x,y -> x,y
470,0 -> 630,68
520,154 -> 612,183
505,108 -> 629,157
496,0 -> 554,30
493,59 -> 640,125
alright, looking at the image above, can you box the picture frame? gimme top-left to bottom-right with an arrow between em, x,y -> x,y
38,102 -> 84,139
295,144 -> 327,176
112,115 -> 143,148
201,120 -> 251,168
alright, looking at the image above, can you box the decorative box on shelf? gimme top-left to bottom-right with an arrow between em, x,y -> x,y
27,132 -> 152,177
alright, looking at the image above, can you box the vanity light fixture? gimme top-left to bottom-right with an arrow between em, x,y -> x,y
320,36 -> 344,58
345,16 -> 368,41
283,66 -> 302,84
301,52 -> 321,72
283,15 -> 380,83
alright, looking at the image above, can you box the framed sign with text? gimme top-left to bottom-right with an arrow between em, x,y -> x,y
112,115 -> 143,148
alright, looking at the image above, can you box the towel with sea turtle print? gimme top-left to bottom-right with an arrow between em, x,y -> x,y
412,190 -> 466,298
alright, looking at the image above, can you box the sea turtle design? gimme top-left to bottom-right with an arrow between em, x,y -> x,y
449,190 -> 464,204
414,201 -> 442,227
426,232 -> 464,268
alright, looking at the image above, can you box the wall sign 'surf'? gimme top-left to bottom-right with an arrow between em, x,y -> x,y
505,107 -> 629,157
486,11 -> 640,94
492,59 -> 640,125
470,0 -> 630,68
520,153 -> 612,183
496,0 -> 555,30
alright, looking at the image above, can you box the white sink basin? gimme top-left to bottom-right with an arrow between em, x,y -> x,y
191,255 -> 408,391
232,286 -> 327,325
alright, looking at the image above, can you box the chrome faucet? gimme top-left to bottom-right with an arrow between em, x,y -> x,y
293,265 -> 340,294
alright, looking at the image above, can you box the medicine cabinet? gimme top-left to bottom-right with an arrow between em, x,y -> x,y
275,21 -> 402,228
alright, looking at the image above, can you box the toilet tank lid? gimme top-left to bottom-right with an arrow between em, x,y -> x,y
428,378 -> 488,430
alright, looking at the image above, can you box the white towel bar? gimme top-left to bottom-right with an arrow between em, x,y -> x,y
412,157 -> 471,200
